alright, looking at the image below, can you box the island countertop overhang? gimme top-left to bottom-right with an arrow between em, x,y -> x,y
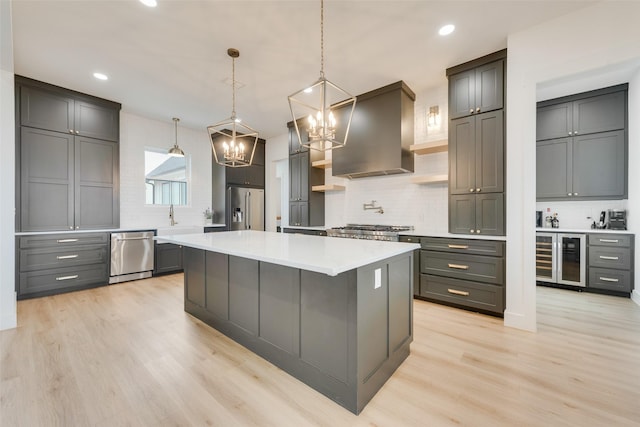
155,230 -> 420,276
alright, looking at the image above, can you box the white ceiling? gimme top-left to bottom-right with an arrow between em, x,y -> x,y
11,0 -> 597,139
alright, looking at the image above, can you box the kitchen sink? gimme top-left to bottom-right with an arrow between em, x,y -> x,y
156,225 -> 203,236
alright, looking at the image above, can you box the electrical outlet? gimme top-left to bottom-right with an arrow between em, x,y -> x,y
374,268 -> 381,289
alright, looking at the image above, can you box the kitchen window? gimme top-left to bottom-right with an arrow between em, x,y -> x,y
144,147 -> 189,205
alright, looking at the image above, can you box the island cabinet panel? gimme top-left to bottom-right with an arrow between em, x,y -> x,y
259,263 -> 300,356
180,246 -> 413,415
205,251 -> 228,319
300,270 -> 353,383
228,256 -> 260,335
184,247 -> 205,307
357,264 -> 389,382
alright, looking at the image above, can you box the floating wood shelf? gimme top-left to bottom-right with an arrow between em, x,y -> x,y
311,159 -> 332,169
410,139 -> 448,155
411,174 -> 448,185
312,184 -> 345,192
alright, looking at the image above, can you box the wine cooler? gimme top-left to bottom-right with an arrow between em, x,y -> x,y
536,233 -> 586,287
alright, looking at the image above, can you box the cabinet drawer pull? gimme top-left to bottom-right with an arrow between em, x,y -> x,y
448,263 -> 469,270
56,255 -> 79,260
447,288 -> 470,296
599,277 -> 619,283
599,239 -> 619,243
57,238 -> 79,243
599,256 -> 619,260
447,244 -> 469,249
56,275 -> 79,281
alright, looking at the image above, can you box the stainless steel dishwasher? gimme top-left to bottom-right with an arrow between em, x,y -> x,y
109,231 -> 155,284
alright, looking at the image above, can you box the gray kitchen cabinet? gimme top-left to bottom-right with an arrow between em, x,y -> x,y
154,243 -> 183,275
16,76 -> 121,232
17,232 -> 109,299
417,236 -> 506,316
536,89 -> 626,141
184,246 -> 206,307
449,110 -> 504,195
19,128 -> 119,231
289,121 -> 309,154
449,193 -> 504,236
287,122 -> 324,227
587,233 -> 634,294
448,56 -> 504,120
19,78 -> 119,142
536,130 -> 626,200
447,51 -> 506,237
536,84 -> 628,201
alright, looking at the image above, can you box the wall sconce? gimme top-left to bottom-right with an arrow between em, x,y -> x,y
427,105 -> 441,129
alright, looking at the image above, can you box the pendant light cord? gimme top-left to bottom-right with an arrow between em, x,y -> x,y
231,55 -> 236,118
320,0 -> 324,79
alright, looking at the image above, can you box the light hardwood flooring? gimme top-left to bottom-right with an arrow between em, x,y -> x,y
2,275 -> 639,426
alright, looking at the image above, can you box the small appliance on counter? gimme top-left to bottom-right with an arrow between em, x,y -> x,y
607,209 -> 627,230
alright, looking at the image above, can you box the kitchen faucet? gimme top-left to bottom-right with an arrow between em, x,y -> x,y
169,204 -> 178,226
363,200 -> 384,214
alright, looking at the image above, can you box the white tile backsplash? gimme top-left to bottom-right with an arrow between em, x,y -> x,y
536,199 -> 628,230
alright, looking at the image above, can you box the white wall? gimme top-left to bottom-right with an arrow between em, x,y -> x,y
0,0 -> 16,331
324,84 -> 450,231
265,133 -> 288,232
506,1 -> 640,331
119,112 -> 212,229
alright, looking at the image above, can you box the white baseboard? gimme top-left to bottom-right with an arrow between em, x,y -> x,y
504,310 -> 537,332
631,289 -> 640,307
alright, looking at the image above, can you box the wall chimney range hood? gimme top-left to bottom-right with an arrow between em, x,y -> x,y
331,81 -> 415,179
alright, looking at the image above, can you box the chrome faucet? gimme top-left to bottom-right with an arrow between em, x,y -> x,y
169,204 -> 178,226
363,200 -> 384,214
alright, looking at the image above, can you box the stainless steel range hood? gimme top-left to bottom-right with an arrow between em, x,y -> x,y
332,81 -> 415,179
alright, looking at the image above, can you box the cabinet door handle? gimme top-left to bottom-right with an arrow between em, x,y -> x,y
469,109 -> 474,114
447,244 -> 469,249
476,230 -> 481,234
599,255 -> 619,260
57,239 -> 79,243
447,288 -> 470,296
56,275 -> 79,281
69,129 -> 74,134
469,188 -> 475,193
448,263 -> 469,270
476,107 -> 481,113
599,239 -> 619,243
567,193 -> 573,196
476,188 -> 481,192
568,132 -> 572,136
57,254 -> 79,260
599,277 -> 619,283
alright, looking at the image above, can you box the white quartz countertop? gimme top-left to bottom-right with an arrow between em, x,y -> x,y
535,227 -> 632,234
155,230 -> 420,276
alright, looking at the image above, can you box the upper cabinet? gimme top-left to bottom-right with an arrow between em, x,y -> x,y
447,50 -> 506,236
20,83 -> 119,142
15,76 -> 121,232
537,90 -> 626,141
536,84 -> 628,201
448,58 -> 504,120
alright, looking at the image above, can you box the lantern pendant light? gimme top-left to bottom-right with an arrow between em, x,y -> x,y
208,48 -> 258,167
288,0 -> 356,152
168,117 -> 185,157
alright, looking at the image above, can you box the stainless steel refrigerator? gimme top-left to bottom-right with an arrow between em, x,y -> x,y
227,187 -> 264,231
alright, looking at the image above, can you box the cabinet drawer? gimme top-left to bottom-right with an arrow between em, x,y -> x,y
399,235 -> 421,244
18,264 -> 108,298
420,237 -> 505,257
588,234 -> 632,248
20,244 -> 108,272
588,246 -> 631,270
588,268 -> 631,293
419,274 -> 504,315
420,251 -> 504,285
19,232 -> 109,249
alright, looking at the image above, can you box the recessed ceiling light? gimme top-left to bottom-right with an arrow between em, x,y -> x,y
93,72 -> 108,81
139,0 -> 157,7
439,24 -> 455,36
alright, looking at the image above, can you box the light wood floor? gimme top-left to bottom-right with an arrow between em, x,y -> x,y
2,275 -> 639,426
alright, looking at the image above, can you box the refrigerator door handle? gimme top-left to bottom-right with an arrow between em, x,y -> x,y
245,191 -> 249,229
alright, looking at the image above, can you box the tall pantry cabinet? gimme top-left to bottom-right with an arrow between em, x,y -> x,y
447,50 -> 506,236
15,76 -> 121,232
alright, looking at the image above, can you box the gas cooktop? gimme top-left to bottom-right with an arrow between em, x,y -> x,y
326,224 -> 414,241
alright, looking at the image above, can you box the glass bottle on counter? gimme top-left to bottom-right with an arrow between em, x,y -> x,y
551,213 -> 559,228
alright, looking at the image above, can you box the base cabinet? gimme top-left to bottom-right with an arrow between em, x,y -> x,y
154,243 -> 183,275
407,235 -> 506,316
587,233 -> 634,294
16,232 -> 109,299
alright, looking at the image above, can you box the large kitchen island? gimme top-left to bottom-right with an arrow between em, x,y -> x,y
155,230 -> 419,414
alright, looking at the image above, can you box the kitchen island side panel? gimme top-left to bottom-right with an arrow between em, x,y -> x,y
182,248 -> 413,414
